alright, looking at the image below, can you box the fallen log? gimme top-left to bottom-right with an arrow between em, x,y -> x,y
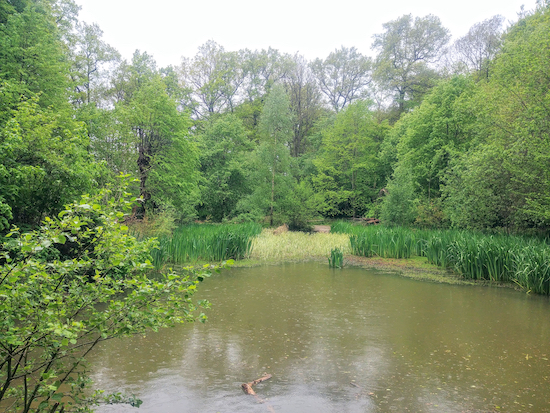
241,373 -> 272,395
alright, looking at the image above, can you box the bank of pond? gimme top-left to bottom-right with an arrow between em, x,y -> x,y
146,222 -> 550,295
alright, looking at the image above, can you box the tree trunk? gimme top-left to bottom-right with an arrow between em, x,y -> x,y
137,129 -> 151,219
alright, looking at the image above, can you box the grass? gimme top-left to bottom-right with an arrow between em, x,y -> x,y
332,221 -> 550,295
248,229 -> 351,262
151,223 -> 262,268
144,218 -> 550,295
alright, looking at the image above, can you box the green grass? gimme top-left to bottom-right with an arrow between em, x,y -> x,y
151,223 -> 262,268
332,221 -> 550,295
249,229 -> 351,262
328,248 -> 344,268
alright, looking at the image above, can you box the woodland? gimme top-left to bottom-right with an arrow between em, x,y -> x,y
1,0 -> 550,411
1,0 -> 550,234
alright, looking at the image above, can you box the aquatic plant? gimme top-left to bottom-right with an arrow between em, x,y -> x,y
333,222 -> 550,295
328,248 -> 344,268
151,222 -> 262,267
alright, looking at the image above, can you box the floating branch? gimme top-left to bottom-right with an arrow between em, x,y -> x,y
241,373 -> 275,412
241,373 -> 272,395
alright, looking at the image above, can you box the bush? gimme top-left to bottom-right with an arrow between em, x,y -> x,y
0,178 -> 218,412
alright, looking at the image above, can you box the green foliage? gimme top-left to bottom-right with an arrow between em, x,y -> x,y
120,75 -> 199,220
380,164 -> 417,226
441,8 -> 550,231
239,84 -> 294,225
313,101 -> 388,218
196,114 -> 253,221
372,14 -> 450,112
151,223 -> 262,267
0,93 -> 104,228
328,247 -> 344,268
0,178 -> 217,412
0,1 -> 71,116
309,46 -> 372,112
279,180 -> 318,232
334,223 -> 550,294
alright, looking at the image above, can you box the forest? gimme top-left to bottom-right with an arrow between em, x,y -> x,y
1,0 -> 550,411
1,0 -> 549,234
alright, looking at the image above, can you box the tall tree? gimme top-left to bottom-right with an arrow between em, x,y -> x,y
444,6 -> 550,230
0,0 -> 71,118
284,54 -> 323,157
453,15 -> 505,79
0,93 -> 103,227
372,14 -> 450,114
310,46 -> 372,112
196,114 -> 253,221
179,40 -> 246,117
380,76 -> 477,227
241,47 -> 294,101
313,101 -> 388,218
71,21 -> 120,107
120,75 -> 198,219
240,84 -> 294,225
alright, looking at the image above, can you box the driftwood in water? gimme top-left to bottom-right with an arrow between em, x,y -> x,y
241,373 -> 272,395
241,374 -> 275,412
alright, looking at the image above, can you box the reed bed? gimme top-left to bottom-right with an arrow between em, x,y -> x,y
151,223 -> 262,267
249,229 -> 351,261
332,221 -> 550,295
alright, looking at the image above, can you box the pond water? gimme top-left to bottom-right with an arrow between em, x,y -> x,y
89,263 -> 550,412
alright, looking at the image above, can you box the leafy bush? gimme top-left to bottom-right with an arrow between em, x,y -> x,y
0,178 -> 218,412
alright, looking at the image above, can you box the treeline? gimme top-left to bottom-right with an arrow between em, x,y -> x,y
1,0 -> 550,234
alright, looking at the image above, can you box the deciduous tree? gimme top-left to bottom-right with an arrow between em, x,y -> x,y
372,14 -> 450,113
310,47 -> 372,112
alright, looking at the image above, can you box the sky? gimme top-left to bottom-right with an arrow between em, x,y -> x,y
75,0 -> 538,68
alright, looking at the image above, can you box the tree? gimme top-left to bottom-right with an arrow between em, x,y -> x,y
313,101 -> 388,218
394,76 -> 476,202
238,84 -> 294,225
259,84 -> 294,225
453,15 -> 505,79
372,14 -> 450,113
196,114 -> 253,221
380,163 -> 417,226
310,47 -> 372,112
379,76 -> 476,226
0,180 -> 217,412
179,41 -> 246,118
444,6 -> 550,230
71,21 -> 120,107
284,54 -> 323,157
241,47 -> 294,102
120,76 -> 199,220
0,91 -> 103,229
0,0 -> 71,120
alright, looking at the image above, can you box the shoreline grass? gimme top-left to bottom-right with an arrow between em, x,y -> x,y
151,222 -> 262,268
332,221 -> 550,295
145,220 -> 550,294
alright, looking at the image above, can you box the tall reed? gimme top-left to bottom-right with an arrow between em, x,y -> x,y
151,223 -> 262,267
332,221 -> 550,295
328,248 -> 344,268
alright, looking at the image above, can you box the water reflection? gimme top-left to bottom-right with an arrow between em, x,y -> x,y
89,263 -> 550,412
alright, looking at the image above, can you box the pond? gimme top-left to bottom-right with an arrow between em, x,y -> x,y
89,263 -> 550,412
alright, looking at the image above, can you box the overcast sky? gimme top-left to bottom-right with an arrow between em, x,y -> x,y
75,0 -> 537,68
